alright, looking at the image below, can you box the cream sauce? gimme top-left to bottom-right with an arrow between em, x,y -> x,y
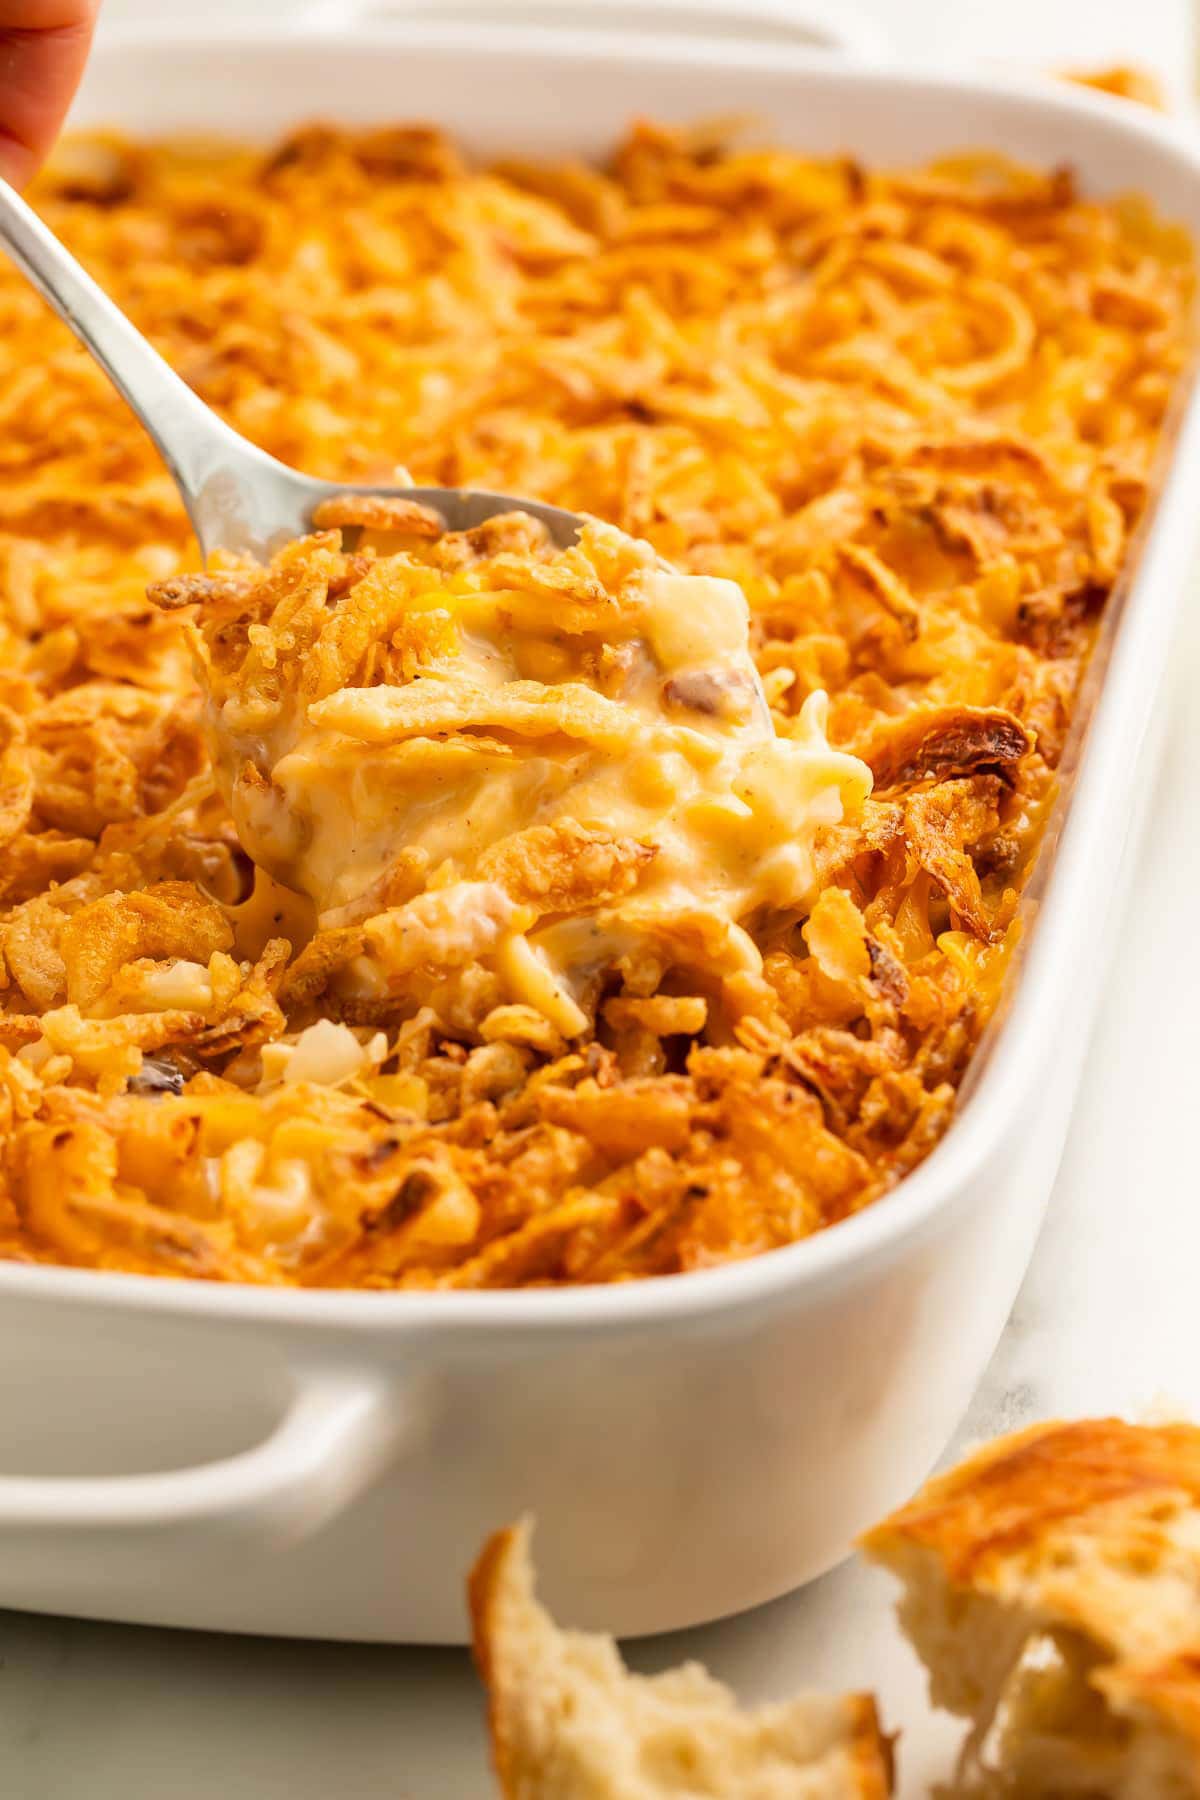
209,554 -> 872,1029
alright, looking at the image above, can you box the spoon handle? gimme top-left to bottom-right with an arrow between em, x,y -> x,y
0,178 -> 587,561
0,176 -> 295,554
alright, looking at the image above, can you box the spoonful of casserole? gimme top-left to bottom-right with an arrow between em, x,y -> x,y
154,512 -> 871,1039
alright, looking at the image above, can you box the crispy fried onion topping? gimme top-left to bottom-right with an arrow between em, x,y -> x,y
0,120 -> 1188,1286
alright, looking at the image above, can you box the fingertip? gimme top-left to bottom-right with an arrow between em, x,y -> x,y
0,15 -> 97,188
0,130 -> 36,190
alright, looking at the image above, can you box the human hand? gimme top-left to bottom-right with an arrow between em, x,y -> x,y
0,0 -> 100,188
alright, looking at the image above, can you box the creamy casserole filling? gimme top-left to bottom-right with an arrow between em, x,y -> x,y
197,514 -> 871,1040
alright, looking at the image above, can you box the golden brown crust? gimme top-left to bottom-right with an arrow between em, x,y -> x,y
467,1522 -> 524,1796
861,1418 -> 1200,1585
863,1419 -> 1200,1779
845,1696 -> 897,1800
469,1519 -> 895,1798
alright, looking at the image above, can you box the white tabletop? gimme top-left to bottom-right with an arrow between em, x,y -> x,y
3,3 -> 1199,1795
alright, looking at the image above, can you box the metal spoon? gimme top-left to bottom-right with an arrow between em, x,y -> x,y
0,177 -> 584,558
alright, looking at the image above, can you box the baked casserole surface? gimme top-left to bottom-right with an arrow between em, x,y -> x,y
0,122 -> 1190,1287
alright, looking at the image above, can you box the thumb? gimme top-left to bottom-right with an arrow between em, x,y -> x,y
0,0 -> 101,189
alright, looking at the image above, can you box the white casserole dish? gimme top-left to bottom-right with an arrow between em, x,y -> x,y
0,15 -> 1197,1646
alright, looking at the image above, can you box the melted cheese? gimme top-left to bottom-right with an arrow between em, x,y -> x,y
210,548 -> 872,1028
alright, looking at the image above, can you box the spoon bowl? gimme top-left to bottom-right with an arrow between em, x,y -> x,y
0,176 -> 586,559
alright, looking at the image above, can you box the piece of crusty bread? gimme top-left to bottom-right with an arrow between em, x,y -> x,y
861,1418 -> 1200,1797
468,1519 -> 893,1799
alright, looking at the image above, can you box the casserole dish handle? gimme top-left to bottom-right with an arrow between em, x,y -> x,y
0,1369 -> 403,1541
297,0 -> 887,61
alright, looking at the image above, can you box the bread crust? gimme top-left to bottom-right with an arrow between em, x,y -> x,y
468,1522 -> 525,1796
862,1419 -> 1200,1583
469,1519 -> 893,1798
862,1418 -> 1200,1784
